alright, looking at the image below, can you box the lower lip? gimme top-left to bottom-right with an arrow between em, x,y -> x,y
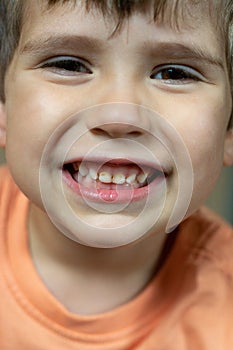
62,169 -> 166,204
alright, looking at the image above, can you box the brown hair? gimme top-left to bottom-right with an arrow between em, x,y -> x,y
0,0 -> 233,126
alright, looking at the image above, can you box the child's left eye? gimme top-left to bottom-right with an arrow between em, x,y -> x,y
150,65 -> 202,84
38,56 -> 93,75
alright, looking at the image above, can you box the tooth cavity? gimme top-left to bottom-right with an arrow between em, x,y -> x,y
73,162 -> 79,171
99,172 -> 112,183
112,174 -> 126,185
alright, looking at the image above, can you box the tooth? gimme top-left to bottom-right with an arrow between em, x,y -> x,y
126,173 -> 136,184
99,172 -> 112,183
74,172 -> 82,182
85,174 -> 93,183
79,163 -> 89,177
73,162 -> 79,171
137,173 -> 148,184
89,168 -> 98,180
112,174 -> 126,185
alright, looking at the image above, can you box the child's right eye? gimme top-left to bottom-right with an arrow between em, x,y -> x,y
38,56 -> 93,76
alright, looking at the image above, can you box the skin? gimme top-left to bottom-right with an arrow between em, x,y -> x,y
0,1 -> 233,314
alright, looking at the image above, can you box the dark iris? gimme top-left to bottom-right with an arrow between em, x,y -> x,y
157,67 -> 196,80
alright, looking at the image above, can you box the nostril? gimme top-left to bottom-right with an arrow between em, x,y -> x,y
90,127 -> 143,138
128,131 -> 142,137
91,128 -> 106,136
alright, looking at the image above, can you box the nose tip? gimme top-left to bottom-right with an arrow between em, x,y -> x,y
85,103 -> 151,138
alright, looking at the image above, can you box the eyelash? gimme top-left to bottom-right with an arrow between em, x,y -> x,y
38,57 -> 203,85
38,56 -> 92,75
150,65 -> 203,84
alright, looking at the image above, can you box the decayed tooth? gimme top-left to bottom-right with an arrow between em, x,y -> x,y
89,168 -> 98,180
126,173 -> 136,184
79,163 -> 89,177
99,172 -> 112,183
73,162 -> 79,171
137,173 -> 148,184
112,174 -> 126,185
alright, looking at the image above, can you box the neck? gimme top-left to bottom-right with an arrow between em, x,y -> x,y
28,203 -> 167,315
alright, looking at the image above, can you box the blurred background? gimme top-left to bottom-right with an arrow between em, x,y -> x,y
0,148 -> 233,224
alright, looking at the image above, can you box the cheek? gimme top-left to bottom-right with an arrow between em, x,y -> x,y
4,79 -> 71,200
5,79 -> 72,161
178,106 -> 228,206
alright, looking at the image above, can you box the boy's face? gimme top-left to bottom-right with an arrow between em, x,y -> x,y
1,1 -> 233,247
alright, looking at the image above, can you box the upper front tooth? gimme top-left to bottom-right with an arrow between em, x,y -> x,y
112,174 -> 126,185
79,163 -> 89,176
126,173 -> 136,184
89,168 -> 98,180
137,173 -> 148,184
99,172 -> 112,183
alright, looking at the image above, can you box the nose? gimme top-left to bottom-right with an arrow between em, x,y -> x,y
84,66 -> 154,137
85,102 -> 152,139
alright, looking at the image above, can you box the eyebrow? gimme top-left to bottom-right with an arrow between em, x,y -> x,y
21,35 -> 105,56
21,34 -> 224,69
142,42 -> 224,69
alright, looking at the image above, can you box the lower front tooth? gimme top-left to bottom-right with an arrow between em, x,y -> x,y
84,174 -> 93,183
99,172 -> 112,183
112,174 -> 126,185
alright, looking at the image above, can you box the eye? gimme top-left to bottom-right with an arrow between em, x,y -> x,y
38,56 -> 93,76
150,65 -> 203,84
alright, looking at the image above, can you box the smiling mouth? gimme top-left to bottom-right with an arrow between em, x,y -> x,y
63,160 -> 165,190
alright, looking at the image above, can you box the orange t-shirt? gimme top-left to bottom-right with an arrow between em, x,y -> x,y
1,165 -> 233,350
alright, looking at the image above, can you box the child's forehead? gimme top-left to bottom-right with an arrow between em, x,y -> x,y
26,0 -> 221,30
19,0 -> 225,67
18,0 -> 225,51
19,0 -> 224,61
